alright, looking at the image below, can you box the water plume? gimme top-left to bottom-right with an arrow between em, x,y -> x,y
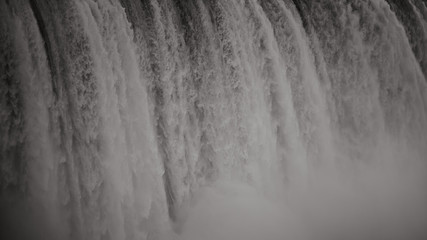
1,0 -> 426,239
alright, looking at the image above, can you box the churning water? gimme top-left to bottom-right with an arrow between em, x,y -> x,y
1,0 -> 427,239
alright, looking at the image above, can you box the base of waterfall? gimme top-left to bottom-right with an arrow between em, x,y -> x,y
176,170 -> 427,240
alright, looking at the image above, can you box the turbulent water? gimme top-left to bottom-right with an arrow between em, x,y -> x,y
1,0 -> 427,239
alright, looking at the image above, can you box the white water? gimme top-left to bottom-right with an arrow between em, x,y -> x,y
1,0 -> 427,239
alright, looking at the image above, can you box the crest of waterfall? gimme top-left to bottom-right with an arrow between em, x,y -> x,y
1,0 -> 427,240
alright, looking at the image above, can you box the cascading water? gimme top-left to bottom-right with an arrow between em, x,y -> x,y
1,0 -> 426,239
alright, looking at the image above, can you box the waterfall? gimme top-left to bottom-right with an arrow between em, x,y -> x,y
1,0 -> 426,239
